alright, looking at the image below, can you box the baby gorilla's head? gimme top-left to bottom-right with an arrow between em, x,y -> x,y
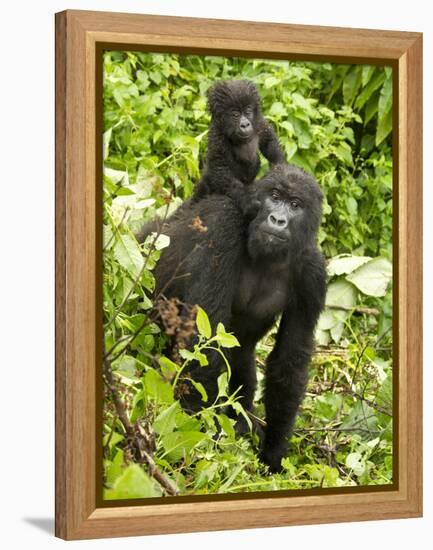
207,80 -> 262,143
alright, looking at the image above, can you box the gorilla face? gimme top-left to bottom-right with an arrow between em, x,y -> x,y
207,80 -> 261,144
247,164 -> 323,261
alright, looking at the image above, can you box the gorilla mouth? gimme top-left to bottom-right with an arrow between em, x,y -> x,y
237,129 -> 254,140
262,230 -> 288,242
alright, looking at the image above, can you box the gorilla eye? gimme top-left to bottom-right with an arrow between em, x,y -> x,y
244,106 -> 253,116
231,109 -> 240,117
290,200 -> 301,209
271,189 -> 281,200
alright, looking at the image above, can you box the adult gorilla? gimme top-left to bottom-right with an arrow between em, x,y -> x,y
138,164 -> 327,472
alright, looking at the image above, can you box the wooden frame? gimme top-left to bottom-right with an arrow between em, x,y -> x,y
55,9 -> 423,540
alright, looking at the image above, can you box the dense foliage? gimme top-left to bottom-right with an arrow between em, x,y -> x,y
102,51 -> 393,498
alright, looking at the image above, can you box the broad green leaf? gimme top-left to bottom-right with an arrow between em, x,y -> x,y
194,460 -> 218,489
354,71 -> 385,111
188,379 -> 208,402
327,255 -> 372,276
104,464 -> 162,499
346,257 -> 392,297
217,413 -> 235,439
159,356 -> 179,379
343,66 -> 362,106
196,307 -> 212,339
113,234 -> 144,279
325,279 -> 357,308
318,308 -> 347,331
217,372 -> 229,398
112,355 -> 137,378
334,142 -> 353,165
269,101 -> 287,117
376,106 -> 393,146
315,327 -> 330,346
143,369 -> 174,404
104,167 -> 129,186
161,431 -> 208,462
231,401 -> 252,431
102,431 -> 124,450
104,449 -> 125,485
345,453 -> 365,476
376,372 -> 393,411
346,196 -> 358,216
154,233 -> 170,250
215,324 -> 240,348
376,76 -> 393,145
179,348 -> 197,363
264,76 -> 279,89
103,128 -> 112,161
194,351 -> 209,366
361,65 -> 376,87
154,401 -> 181,435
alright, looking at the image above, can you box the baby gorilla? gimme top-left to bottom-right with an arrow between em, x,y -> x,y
193,79 -> 286,213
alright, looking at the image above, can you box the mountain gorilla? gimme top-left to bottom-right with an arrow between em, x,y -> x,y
139,164 -> 326,472
192,80 -> 285,213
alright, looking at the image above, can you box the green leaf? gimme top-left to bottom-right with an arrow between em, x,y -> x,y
154,401 -> 180,435
113,234 -> 144,279
318,308 -> 347,331
217,372 -> 229,397
231,401 -> 252,431
346,196 -> 358,216
217,413 -> 236,439
343,66 -> 362,106
264,76 -> 279,89
334,142 -> 353,165
188,379 -> 208,402
161,431 -> 208,462
355,71 -> 386,111
112,355 -> 137,379
345,453 -> 365,476
103,128 -> 112,161
325,279 -> 357,308
327,255 -> 372,276
104,449 -> 125,485
143,369 -> 174,404
376,76 -> 393,145
159,356 -> 179,379
215,323 -> 240,348
269,101 -> 287,117
196,307 -> 211,339
346,257 -> 392,297
179,348 -> 197,363
151,233 -> 171,251
104,464 -> 162,499
194,460 -> 218,489
376,107 -> 393,146
361,65 -> 376,87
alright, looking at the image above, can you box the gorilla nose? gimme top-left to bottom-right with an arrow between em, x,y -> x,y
268,213 -> 288,230
240,119 -> 251,130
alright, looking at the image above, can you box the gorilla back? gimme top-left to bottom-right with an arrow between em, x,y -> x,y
140,164 -> 327,472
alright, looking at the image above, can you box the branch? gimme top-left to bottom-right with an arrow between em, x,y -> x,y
103,356 -> 179,496
326,304 -> 380,316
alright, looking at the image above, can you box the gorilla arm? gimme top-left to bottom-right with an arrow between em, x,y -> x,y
258,120 -> 286,166
261,247 -> 327,472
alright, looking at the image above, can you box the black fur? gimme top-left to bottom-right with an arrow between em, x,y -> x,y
193,80 -> 286,213
139,164 -> 326,472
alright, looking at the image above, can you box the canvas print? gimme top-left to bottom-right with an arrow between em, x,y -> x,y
102,51 -> 393,500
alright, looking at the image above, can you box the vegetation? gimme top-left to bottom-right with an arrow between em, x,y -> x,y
102,51 -> 393,499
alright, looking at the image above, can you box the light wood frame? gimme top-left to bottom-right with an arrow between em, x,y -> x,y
55,9 -> 423,540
